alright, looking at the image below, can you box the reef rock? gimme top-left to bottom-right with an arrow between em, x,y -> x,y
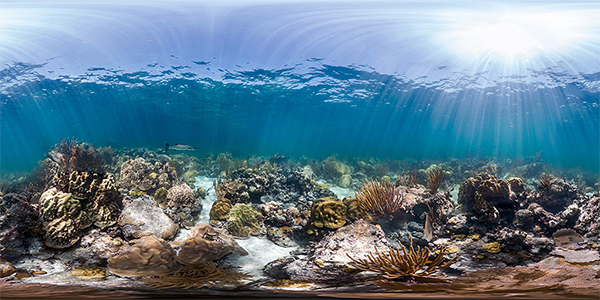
57,229 -> 126,266
0,259 -> 17,278
163,183 -> 201,228
118,195 -> 178,240
517,203 -> 579,236
0,193 -> 39,258
526,177 -> 581,213
458,173 -> 516,225
216,166 -> 335,209
118,157 -> 178,194
173,223 -> 248,266
575,196 -> 600,240
107,235 -> 177,277
266,219 -> 391,281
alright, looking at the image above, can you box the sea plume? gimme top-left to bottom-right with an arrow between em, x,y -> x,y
347,236 -> 457,279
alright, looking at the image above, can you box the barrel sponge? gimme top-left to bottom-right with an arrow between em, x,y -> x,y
107,235 -> 177,277
311,196 -> 347,230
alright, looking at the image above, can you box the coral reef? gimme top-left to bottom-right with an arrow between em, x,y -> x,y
164,183 -> 201,228
108,223 -> 247,277
550,229 -> 599,264
49,139 -> 104,173
118,195 -> 179,240
60,229 -> 126,265
215,165 -> 335,208
0,193 -> 39,258
118,157 -> 178,195
308,196 -> 347,232
107,235 -> 177,277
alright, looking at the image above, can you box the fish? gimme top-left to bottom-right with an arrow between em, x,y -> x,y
424,212 -> 434,242
165,143 -> 197,153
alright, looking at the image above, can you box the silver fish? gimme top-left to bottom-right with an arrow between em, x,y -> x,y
424,212 -> 434,242
165,143 -> 197,152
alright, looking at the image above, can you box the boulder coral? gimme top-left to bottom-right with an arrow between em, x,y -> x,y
39,172 -> 121,249
209,198 -> 232,221
174,223 -> 248,266
164,183 -> 201,228
226,204 -> 263,237
108,223 -> 247,277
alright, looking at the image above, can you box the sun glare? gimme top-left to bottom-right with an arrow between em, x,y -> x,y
438,9 -> 588,61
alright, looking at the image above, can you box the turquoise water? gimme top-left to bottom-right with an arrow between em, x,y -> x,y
1,0 -> 599,173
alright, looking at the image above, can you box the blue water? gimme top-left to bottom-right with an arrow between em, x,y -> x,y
1,0 -> 599,173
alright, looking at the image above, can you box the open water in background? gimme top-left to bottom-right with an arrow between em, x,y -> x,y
1,1 -> 599,172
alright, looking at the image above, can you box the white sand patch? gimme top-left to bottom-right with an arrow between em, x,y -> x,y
174,176 -> 218,241
194,175 -> 218,224
329,185 -> 355,199
227,236 -> 293,278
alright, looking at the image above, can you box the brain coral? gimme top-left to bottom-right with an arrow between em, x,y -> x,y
39,172 -> 121,249
310,196 -> 347,230
209,198 -> 232,221
226,204 -> 263,237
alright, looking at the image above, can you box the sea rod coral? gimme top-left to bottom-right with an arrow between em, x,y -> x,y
348,237 -> 457,279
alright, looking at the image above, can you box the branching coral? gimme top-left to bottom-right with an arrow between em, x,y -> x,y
427,166 -> 445,193
354,179 -> 404,218
347,237 -> 457,279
